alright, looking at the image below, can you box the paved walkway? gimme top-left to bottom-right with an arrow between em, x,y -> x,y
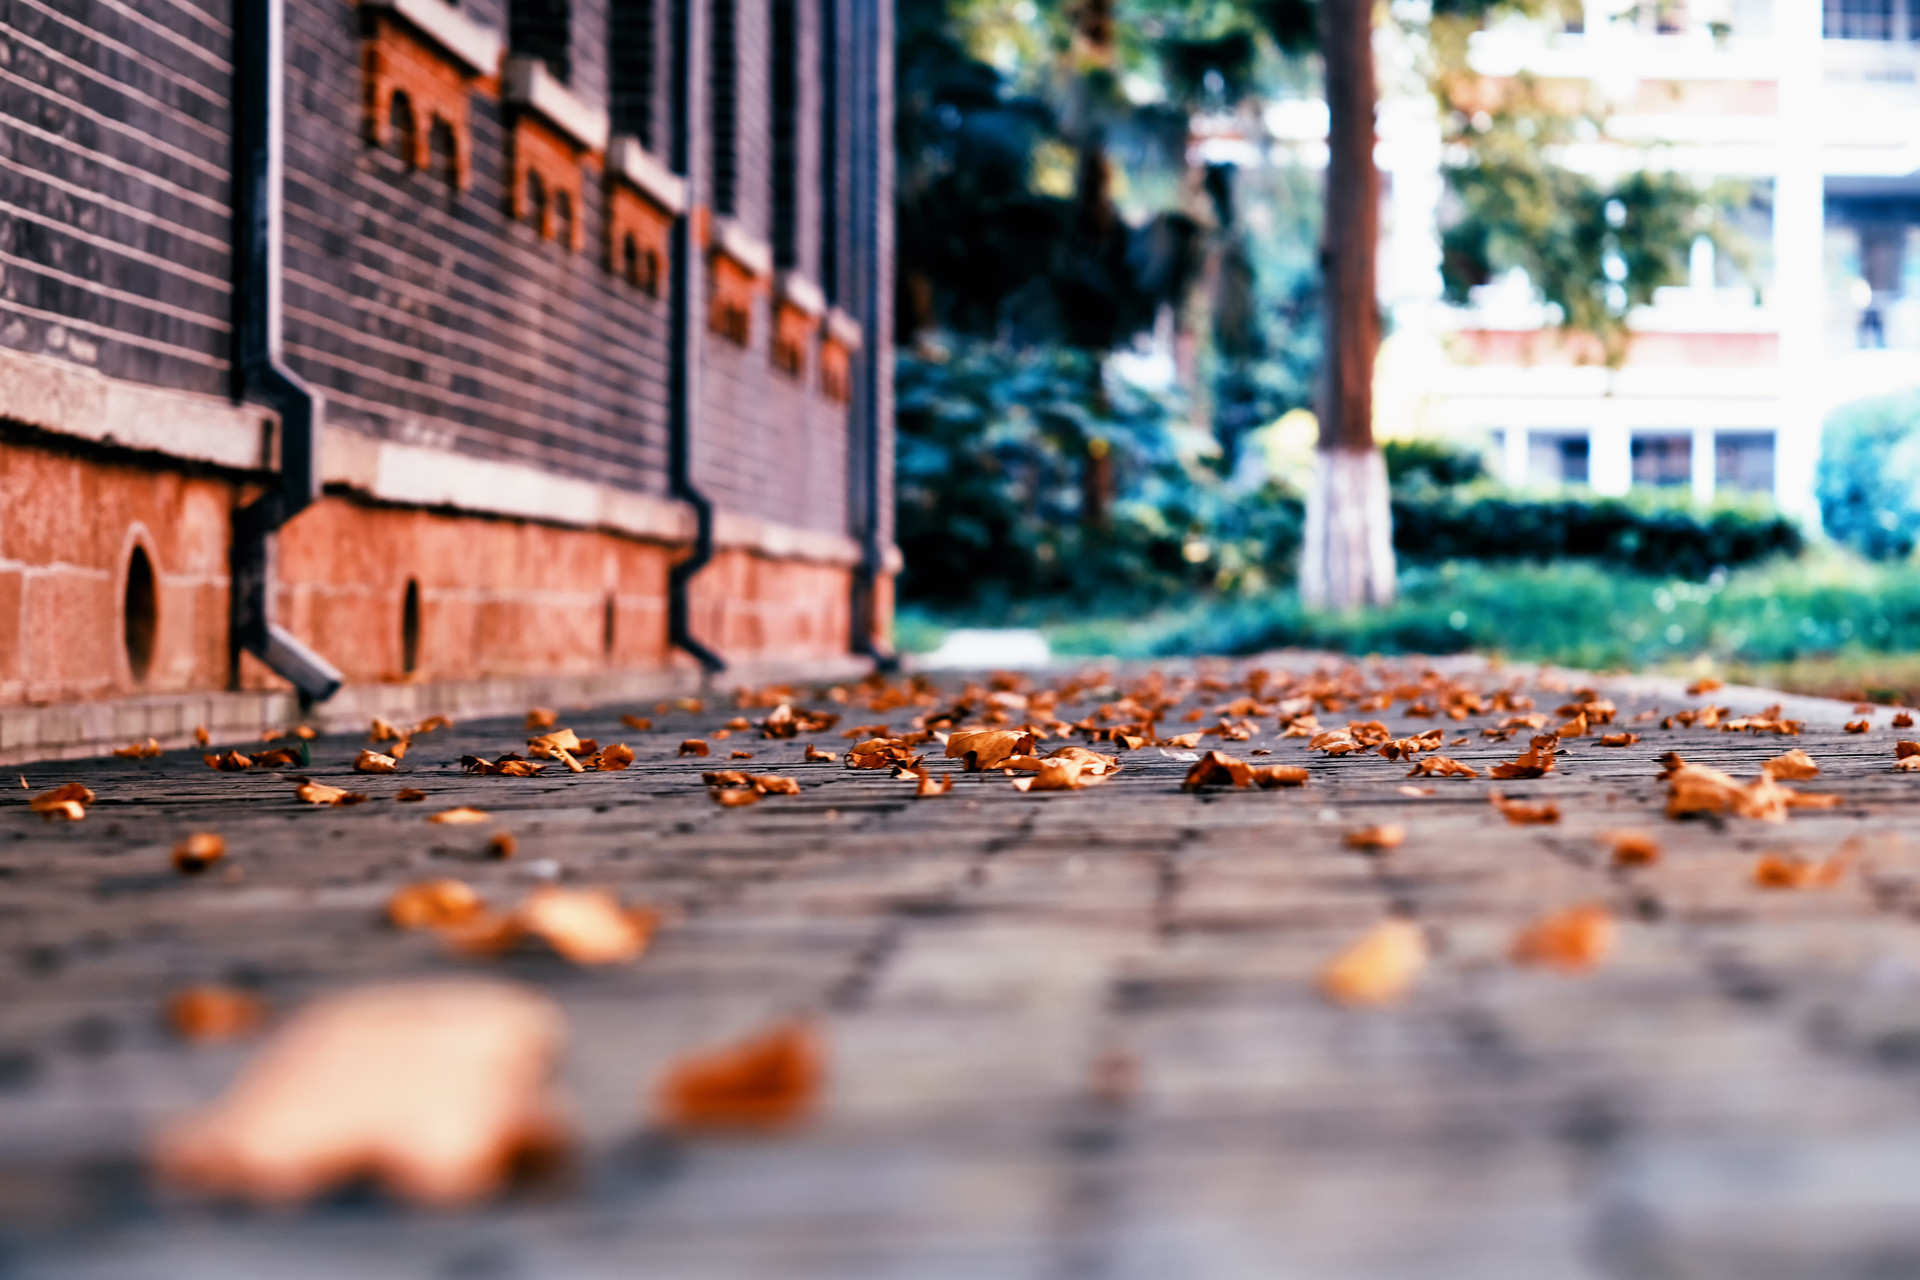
6,661 -> 1920,1279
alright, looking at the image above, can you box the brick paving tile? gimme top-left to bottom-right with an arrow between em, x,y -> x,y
6,662 -> 1920,1278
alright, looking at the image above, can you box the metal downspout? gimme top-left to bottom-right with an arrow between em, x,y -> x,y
230,0 -> 344,705
848,0 -> 897,671
665,0 -> 726,675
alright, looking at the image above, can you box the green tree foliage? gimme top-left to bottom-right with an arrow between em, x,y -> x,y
1818,390 -> 1920,560
895,340 -> 1304,607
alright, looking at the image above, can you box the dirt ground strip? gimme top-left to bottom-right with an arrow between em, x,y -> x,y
6,661 -> 1920,1279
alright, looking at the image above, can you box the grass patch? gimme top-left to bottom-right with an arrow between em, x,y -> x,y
902,551 -> 1920,683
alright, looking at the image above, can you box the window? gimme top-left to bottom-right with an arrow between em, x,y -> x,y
1825,0 -> 1896,38
1715,431 -> 1775,494
710,0 -> 738,215
609,0 -> 655,148
512,0 -> 572,82
771,0 -> 799,267
1631,433 -> 1692,487
1528,431 -> 1590,486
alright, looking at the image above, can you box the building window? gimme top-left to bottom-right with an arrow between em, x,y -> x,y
711,0 -> 738,215
1528,430 -> 1590,486
512,0 -> 572,83
1715,431 -> 1776,494
1824,0 -> 1899,38
609,0 -> 655,149
771,0 -> 799,268
1631,433 -> 1692,487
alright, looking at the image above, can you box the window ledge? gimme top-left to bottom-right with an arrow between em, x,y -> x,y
775,271 -> 825,317
504,55 -> 610,152
712,217 -> 773,278
824,306 -> 863,351
362,0 -> 502,75
608,136 -> 686,213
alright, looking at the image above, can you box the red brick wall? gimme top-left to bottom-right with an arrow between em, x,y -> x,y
0,439 -> 235,704
0,435 -> 864,705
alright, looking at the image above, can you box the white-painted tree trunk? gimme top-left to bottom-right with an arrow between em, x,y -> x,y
1300,448 -> 1397,610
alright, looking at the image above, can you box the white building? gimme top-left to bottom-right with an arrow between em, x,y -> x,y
1376,0 -> 1920,519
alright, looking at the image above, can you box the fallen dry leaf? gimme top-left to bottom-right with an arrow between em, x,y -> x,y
167,986 -> 267,1042
153,980 -> 567,1205
1511,904 -> 1613,971
396,788 -> 427,802
193,725 -> 210,747
679,739 -> 711,758
1406,755 -> 1477,779
1607,830 -> 1661,866
655,1021 -> 824,1132
29,781 -> 95,822
946,729 -> 1037,770
1183,750 -> 1252,790
1763,749 -> 1821,780
526,729 -> 582,759
595,744 -> 635,771
525,708 -> 559,730
459,754 -> 547,777
1319,919 -> 1426,1007
486,832 -> 517,860
1344,824 -> 1406,851
1753,838 -> 1860,889
804,744 -> 838,763
1663,758 -> 1791,822
113,737 -> 162,759
295,782 -> 365,806
389,879 -> 487,929
711,788 -> 759,807
355,750 -> 399,774
429,806 -> 493,825
1396,785 -> 1436,797
1846,720 -> 1871,734
173,832 -> 226,874
915,770 -> 953,797
1598,733 -> 1641,747
1489,735 -> 1558,780
1899,741 -> 1920,759
1687,677 -> 1724,695
414,715 -> 452,736
1489,791 -> 1560,825
846,738 -> 919,771
621,714 -> 653,732
205,750 -> 252,772
370,718 -> 402,743
1898,756 -> 1920,773
517,888 -> 655,964
1896,712 -> 1915,729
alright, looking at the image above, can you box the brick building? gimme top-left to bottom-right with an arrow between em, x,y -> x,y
0,0 -> 893,738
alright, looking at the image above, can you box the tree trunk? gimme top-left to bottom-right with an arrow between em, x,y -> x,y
1301,0 -> 1395,609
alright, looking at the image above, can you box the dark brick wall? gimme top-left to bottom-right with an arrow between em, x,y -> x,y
0,0 -> 235,396
0,0 -> 890,545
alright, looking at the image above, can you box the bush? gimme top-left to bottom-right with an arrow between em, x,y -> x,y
1383,439 -> 1486,490
894,340 -> 1303,609
1818,389 -> 1920,560
1390,493 -> 1802,579
1032,553 -> 1920,670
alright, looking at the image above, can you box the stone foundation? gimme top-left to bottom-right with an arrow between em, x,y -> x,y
0,434 -> 879,712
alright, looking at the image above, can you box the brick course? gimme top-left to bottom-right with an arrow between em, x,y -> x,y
0,0 -> 891,704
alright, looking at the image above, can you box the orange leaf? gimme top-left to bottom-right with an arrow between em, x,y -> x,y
1762,749 -> 1820,780
679,740 -> 711,758
389,879 -> 487,929
1319,920 -> 1426,1007
167,985 -> 266,1042
355,749 -> 399,774
1510,904 -> 1613,971
656,1021 -> 824,1132
173,832 -> 226,874
152,980 -> 567,1206
1489,791 -> 1560,824
1344,824 -> 1406,851
1606,830 -> 1660,866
